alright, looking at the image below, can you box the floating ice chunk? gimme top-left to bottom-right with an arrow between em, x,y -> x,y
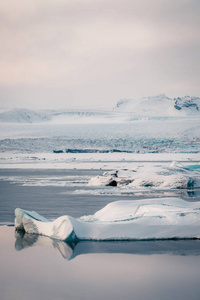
88,163 -> 200,189
15,198 -> 200,241
88,175 -> 118,186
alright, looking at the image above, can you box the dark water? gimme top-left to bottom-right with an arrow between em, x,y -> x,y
0,168 -> 135,223
0,168 -> 200,224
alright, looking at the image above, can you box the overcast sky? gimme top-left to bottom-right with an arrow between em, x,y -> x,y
0,0 -> 200,109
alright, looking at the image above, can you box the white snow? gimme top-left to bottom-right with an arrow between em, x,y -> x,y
88,162 -> 200,189
0,105 -> 199,158
0,108 -> 51,123
114,94 -> 200,116
15,198 -> 200,241
0,152 -> 199,170
0,94 -> 199,124
0,108 -> 117,124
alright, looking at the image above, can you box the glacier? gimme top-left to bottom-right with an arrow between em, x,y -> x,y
15,198 -> 200,241
0,94 -> 199,157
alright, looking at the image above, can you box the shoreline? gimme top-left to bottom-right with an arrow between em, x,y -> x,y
0,152 -> 199,169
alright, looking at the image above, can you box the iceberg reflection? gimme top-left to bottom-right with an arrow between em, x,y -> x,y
15,231 -> 74,260
15,231 -> 200,261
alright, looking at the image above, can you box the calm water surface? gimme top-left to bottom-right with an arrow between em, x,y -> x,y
0,169 -> 199,224
1,227 -> 200,300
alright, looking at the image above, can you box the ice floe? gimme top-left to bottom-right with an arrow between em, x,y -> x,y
15,198 -> 200,241
88,162 -> 200,189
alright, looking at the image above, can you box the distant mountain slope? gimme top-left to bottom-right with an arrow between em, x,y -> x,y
0,108 -> 113,123
114,94 -> 200,116
0,95 -> 199,123
0,108 -> 51,123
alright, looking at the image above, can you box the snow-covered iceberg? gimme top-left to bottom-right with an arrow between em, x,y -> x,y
15,198 -> 200,241
88,162 -> 200,189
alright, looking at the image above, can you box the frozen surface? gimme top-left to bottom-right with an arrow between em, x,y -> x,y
15,198 -> 200,241
0,152 -> 199,170
0,119 -> 199,155
0,95 -> 200,159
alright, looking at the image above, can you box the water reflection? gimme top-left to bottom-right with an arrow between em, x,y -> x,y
15,231 -> 74,260
15,231 -> 200,261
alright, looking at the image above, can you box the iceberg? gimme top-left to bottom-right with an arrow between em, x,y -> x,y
15,198 -> 200,241
88,163 -> 200,189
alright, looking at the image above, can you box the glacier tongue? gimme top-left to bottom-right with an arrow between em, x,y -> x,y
15,198 -> 200,241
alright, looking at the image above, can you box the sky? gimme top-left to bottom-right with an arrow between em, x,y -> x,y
0,0 -> 200,109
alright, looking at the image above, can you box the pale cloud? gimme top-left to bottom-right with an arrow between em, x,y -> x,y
0,0 -> 200,109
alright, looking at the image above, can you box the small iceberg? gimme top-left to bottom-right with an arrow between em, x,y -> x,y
88,162 -> 200,189
15,198 -> 200,241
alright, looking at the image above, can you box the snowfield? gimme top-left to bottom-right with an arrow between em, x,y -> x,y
0,94 -> 199,159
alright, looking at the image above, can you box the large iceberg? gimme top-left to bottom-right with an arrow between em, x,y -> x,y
15,198 -> 200,241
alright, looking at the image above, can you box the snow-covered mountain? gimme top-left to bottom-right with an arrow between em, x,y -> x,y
114,94 -> 200,116
0,95 -> 199,123
174,96 -> 200,113
0,108 -> 51,123
0,109 -> 113,123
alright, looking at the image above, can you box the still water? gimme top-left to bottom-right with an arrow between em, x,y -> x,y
0,169 -> 199,224
1,226 -> 200,300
